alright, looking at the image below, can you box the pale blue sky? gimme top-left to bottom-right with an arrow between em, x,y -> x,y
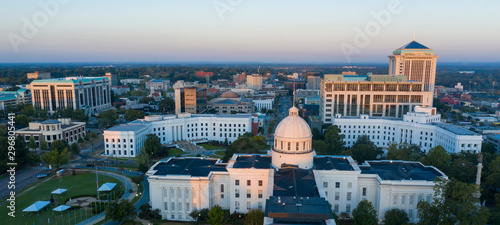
1,0 -> 499,63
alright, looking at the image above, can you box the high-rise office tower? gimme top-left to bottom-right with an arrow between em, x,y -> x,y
388,40 -> 439,93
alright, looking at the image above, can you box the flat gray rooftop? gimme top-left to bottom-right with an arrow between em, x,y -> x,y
151,158 -> 227,177
434,123 -> 479,135
106,124 -> 148,132
359,161 -> 443,181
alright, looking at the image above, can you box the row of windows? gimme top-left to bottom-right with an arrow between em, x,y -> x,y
235,180 -> 263,186
234,189 -> 263,199
234,201 -> 263,210
164,202 -> 190,212
106,138 -> 133,143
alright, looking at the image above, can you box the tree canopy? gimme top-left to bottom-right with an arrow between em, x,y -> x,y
41,148 -> 71,169
105,199 -> 137,222
348,135 -> 382,163
207,205 -> 225,225
352,200 -> 378,225
384,208 -> 409,225
222,133 -> 269,162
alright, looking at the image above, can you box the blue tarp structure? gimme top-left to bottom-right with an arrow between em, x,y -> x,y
53,205 -> 71,212
98,182 -> 117,191
51,188 -> 67,195
22,201 -> 51,212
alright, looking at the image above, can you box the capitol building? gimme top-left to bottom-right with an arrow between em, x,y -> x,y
146,106 -> 446,224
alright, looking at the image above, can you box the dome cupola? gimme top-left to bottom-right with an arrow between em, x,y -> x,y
272,106 -> 315,169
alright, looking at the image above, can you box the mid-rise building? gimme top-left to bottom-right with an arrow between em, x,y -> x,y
207,91 -> 253,114
334,106 -> 482,153
307,76 -> 321,90
146,106 -> 446,224
0,89 -> 32,109
27,72 -> 51,80
320,74 -> 433,123
233,72 -> 246,85
175,87 -> 207,114
246,74 -> 262,90
253,98 -> 274,112
120,79 -> 144,85
104,113 -> 252,157
485,134 -> 500,154
146,79 -> 170,91
30,77 -> 112,115
388,40 -> 439,93
105,72 -> 118,86
17,118 -> 86,148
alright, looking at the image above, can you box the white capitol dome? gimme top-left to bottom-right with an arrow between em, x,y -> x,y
274,107 -> 312,140
272,106 -> 315,169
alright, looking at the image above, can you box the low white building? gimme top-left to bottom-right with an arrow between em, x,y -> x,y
104,113 -> 252,157
146,107 -> 447,224
253,98 -> 274,112
334,106 -> 482,153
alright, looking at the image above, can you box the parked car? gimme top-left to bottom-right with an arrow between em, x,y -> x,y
36,173 -> 48,179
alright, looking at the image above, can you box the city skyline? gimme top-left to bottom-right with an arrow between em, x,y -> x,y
2,0 -> 500,63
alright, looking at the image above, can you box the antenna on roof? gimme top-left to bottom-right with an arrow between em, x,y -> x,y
413,33 -> 415,41
293,83 -> 296,107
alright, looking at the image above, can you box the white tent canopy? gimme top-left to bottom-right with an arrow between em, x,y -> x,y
22,201 -> 51,212
98,182 -> 117,192
53,205 -> 71,212
51,188 -> 67,194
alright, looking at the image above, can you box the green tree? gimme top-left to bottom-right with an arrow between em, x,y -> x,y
207,205 -> 225,225
352,200 -> 378,225
125,109 -> 145,121
40,139 -> 48,150
99,109 -> 119,128
131,175 -> 144,185
15,114 -> 31,127
50,140 -> 69,152
105,199 -> 137,222
41,148 -> 71,169
143,134 -> 165,157
384,209 -> 409,225
70,142 -> 81,155
349,135 -> 382,163
222,133 -> 268,162
135,150 -> 151,167
312,140 -> 328,155
419,146 -> 452,174
139,96 -> 154,104
417,178 -> 490,225
311,127 -> 322,140
28,136 -> 36,150
245,209 -> 264,225
486,157 -> 500,188
324,125 -> 345,154
159,97 -> 175,113
386,142 -> 424,161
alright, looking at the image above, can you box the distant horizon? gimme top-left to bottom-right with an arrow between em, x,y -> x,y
2,1 -> 500,63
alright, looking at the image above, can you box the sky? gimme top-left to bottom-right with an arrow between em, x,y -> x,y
1,0 -> 499,64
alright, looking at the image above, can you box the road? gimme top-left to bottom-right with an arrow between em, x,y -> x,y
0,167 -> 50,201
264,95 -> 292,145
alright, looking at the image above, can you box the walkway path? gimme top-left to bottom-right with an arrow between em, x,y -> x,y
76,170 -> 138,225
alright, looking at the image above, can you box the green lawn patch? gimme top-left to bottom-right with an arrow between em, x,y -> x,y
199,144 -> 219,150
0,172 -> 122,225
168,148 -> 185,156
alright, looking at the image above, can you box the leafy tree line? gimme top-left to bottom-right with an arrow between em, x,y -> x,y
222,133 -> 270,162
189,205 -> 263,225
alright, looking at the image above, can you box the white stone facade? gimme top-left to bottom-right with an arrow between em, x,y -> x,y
253,98 -> 274,112
104,114 -> 252,157
334,106 -> 482,153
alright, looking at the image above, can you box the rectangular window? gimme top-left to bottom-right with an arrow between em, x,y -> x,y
346,204 -> 351,213
185,189 -> 190,198
178,202 -> 182,211
247,180 -> 251,186
394,195 -> 398,204
247,189 -> 251,198
323,182 -> 328,188
246,202 -> 251,210
409,209 -> 413,218
258,202 -> 263,210
221,184 -> 224,192
235,201 -> 240,210
171,202 -> 175,211
418,196 -> 423,203
409,195 -> 414,204
171,189 -> 175,197
347,192 -> 352,201
362,187 -> 367,196
258,190 -> 263,198
164,202 -> 168,211
334,204 -> 339,213
335,192 -> 340,200
401,195 -> 406,204
235,189 -> 240,198
347,182 -> 352,189
335,182 -> 340,188
426,196 -> 431,203
258,180 -> 263,186
235,180 -> 239,186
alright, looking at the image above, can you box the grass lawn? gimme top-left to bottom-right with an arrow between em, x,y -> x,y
215,150 -> 226,156
168,148 -> 185,156
0,172 -> 122,225
199,144 -> 219,150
